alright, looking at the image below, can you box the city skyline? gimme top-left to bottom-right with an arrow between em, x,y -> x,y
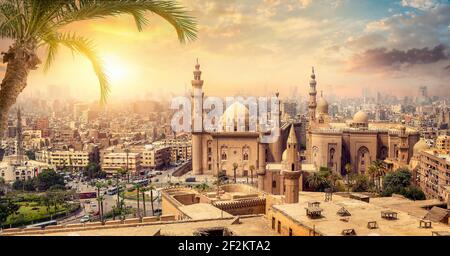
1,0 -> 448,102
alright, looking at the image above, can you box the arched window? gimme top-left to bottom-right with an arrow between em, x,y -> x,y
357,146 -> 370,174
243,146 -> 250,161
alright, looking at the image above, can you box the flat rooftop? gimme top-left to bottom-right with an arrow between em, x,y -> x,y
16,216 -> 277,236
272,192 -> 450,236
179,203 -> 233,219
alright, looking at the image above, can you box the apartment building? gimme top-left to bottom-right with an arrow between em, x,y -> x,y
417,149 -> 450,200
102,152 -> 142,176
35,145 -> 99,170
436,135 -> 450,151
142,146 -> 171,169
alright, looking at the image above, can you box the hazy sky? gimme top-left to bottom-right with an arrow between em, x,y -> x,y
1,0 -> 449,103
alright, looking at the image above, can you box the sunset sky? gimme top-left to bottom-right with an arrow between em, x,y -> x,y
1,0 -> 449,103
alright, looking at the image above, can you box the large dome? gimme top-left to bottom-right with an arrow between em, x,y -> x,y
317,97 -> 329,114
219,102 -> 249,131
353,110 -> 369,123
413,138 -> 430,155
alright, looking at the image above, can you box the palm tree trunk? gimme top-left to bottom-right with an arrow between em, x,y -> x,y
136,187 -> 140,218
150,190 -> 155,216
142,191 -> 146,217
0,43 -> 40,136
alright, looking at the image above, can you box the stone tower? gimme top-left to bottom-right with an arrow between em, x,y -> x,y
398,126 -> 409,165
282,124 -> 301,204
308,67 -> 317,123
257,135 -> 267,191
191,59 -> 204,175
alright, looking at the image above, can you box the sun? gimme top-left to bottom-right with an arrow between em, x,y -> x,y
103,54 -> 128,83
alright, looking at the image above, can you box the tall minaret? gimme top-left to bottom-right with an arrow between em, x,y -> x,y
16,107 -> 23,165
282,124 -> 301,204
191,59 -> 204,175
308,67 -> 317,123
398,126 -> 409,165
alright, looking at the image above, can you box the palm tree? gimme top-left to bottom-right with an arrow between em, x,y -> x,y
147,183 -> 156,216
134,184 -> 141,218
344,163 -> 352,193
0,0 -> 197,135
95,181 -> 106,222
367,164 -> 377,188
232,163 -> 238,184
140,186 -> 148,217
116,168 -> 127,209
249,165 -> 255,186
306,173 -> 327,192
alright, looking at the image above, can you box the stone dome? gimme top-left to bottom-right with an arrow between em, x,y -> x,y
413,138 -> 429,155
317,97 -> 329,114
219,102 -> 249,131
353,110 -> 369,123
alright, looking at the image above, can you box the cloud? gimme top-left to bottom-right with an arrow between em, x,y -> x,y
348,44 -> 449,71
401,0 -> 442,11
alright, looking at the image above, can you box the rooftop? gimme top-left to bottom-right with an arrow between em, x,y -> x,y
272,192 -> 450,236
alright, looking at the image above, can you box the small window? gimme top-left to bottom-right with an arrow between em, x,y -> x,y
272,217 -> 275,229
272,180 -> 276,188
277,221 -> 281,233
289,228 -> 293,236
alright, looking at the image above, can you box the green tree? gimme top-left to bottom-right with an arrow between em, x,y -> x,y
134,183 -> 141,218
94,181 -> 106,222
306,173 -> 330,192
0,0 -> 197,135
381,168 -> 412,196
25,150 -> 36,160
0,198 -> 19,225
35,169 -> 65,191
351,174 -> 370,192
401,185 -> 426,200
83,163 -> 105,180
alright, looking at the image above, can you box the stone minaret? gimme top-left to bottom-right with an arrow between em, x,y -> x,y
282,124 -> 301,204
308,67 -> 317,123
398,126 -> 409,165
16,107 -> 23,165
191,59 -> 204,175
257,136 -> 267,191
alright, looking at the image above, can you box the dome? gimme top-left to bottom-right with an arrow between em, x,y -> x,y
353,110 -> 368,123
219,102 -> 249,131
413,138 -> 429,155
317,97 -> 329,114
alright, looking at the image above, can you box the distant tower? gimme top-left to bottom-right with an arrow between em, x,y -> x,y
16,107 -> 23,165
191,59 -> 204,175
308,67 -> 317,123
257,136 -> 267,191
282,124 -> 301,204
398,126 -> 409,165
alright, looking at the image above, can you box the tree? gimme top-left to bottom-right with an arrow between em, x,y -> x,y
140,186 -> 148,217
401,185 -> 426,200
232,163 -> 238,183
83,163 -> 105,180
134,184 -> 141,218
148,184 -> 156,216
0,198 -> 19,225
35,169 -> 65,191
381,168 -> 412,196
95,181 -> 106,222
351,174 -> 370,192
0,0 -> 197,135
306,173 -> 330,192
25,150 -> 36,160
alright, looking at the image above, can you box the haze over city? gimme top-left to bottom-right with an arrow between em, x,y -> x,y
1,0 -> 448,102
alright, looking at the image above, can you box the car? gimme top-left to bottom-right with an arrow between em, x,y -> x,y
80,215 -> 91,223
156,172 -> 162,175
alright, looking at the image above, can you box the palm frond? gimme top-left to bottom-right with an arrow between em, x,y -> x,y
53,0 -> 197,43
43,32 -> 110,104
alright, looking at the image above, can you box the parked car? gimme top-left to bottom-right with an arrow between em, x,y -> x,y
80,215 -> 91,223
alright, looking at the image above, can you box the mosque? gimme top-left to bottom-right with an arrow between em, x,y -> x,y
189,60 -> 421,198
